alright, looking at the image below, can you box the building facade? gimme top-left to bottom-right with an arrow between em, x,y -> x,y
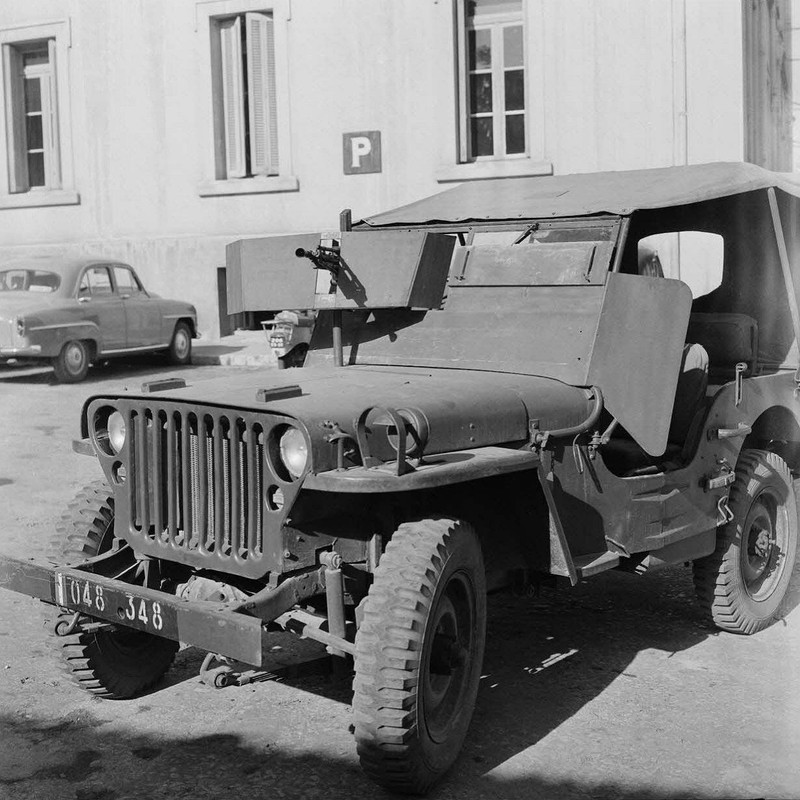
0,0 -> 791,336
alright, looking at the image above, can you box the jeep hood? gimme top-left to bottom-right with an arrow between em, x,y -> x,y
102,365 -> 595,469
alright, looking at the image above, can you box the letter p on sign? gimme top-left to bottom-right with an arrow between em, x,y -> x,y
343,131 -> 382,174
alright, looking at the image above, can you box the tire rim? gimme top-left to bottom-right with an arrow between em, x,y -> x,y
422,571 -> 476,744
740,489 -> 788,601
65,343 -> 86,375
173,329 -> 190,360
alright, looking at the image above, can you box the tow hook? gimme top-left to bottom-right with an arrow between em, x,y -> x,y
53,612 -> 81,637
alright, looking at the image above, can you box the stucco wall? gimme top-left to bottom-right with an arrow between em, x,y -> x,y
0,0 -> 746,337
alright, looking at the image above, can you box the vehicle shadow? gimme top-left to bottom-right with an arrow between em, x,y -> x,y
156,564 -> 717,797
0,712 -> 720,800
5,563 -> 791,799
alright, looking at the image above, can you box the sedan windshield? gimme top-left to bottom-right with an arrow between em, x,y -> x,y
0,269 -> 62,293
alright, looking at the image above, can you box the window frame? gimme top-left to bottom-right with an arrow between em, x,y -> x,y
438,0 -> 550,183
0,20 -> 78,209
195,0 -> 297,197
113,265 -> 145,296
79,266 -> 115,299
463,6 -> 527,162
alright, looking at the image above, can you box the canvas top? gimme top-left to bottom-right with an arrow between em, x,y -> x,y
361,162 -> 800,226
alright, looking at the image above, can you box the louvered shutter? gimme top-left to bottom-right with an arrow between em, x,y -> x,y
219,16 -> 246,178
246,12 -> 279,176
46,38 -> 62,187
3,45 -> 28,192
456,1 -> 468,163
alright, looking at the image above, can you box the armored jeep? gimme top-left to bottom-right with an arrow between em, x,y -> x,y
2,162 -> 800,794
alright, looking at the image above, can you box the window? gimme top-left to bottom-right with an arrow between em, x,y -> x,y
79,268 -> 114,298
0,21 -> 77,208
213,11 -> 278,179
637,232 -> 724,299
0,269 -> 60,293
459,0 -> 526,161
4,39 -> 59,191
114,266 -> 143,295
196,1 -> 295,195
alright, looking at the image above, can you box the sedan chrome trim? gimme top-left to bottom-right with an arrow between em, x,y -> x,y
100,343 -> 170,355
28,322 -> 101,332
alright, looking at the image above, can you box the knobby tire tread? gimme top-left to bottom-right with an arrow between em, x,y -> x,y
352,517 -> 485,794
48,480 -> 177,698
693,449 -> 798,635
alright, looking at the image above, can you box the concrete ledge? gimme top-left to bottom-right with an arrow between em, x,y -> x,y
192,331 -> 277,367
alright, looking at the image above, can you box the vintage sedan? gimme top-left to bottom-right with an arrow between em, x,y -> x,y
0,256 -> 198,382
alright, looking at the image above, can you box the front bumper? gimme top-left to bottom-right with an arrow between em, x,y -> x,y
0,554 -> 305,666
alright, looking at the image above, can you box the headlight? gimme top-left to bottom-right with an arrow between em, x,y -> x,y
108,411 -> 127,453
278,426 -> 308,478
15,317 -> 25,337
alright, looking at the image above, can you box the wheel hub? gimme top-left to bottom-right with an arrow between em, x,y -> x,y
422,573 -> 475,744
740,492 -> 787,600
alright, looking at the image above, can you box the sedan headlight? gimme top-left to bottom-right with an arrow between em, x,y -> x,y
278,426 -> 308,478
15,317 -> 25,337
108,411 -> 127,453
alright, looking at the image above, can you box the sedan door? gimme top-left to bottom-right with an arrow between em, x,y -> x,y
77,266 -> 126,352
113,265 -> 164,348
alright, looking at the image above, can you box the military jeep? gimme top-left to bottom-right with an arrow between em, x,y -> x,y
2,162 -> 800,794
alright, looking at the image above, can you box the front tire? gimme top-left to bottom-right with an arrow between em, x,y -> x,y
53,340 -> 90,383
693,450 -> 799,634
353,517 -> 486,794
166,321 -> 192,365
48,481 -> 178,698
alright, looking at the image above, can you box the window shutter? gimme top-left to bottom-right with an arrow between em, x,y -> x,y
3,45 -> 28,192
219,16 -> 246,178
456,1 -> 468,163
46,38 -> 62,188
246,12 -> 279,176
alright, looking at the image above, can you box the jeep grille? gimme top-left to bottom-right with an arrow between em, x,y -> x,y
102,401 -> 300,578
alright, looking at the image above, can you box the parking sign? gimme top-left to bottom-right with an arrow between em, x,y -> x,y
343,131 -> 382,174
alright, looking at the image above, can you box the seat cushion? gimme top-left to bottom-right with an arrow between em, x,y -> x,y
668,343 -> 709,444
686,312 -> 758,377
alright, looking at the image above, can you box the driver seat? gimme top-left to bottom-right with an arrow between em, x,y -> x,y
603,343 -> 709,476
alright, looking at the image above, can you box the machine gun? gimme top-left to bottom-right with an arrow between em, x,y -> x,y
295,243 -> 342,275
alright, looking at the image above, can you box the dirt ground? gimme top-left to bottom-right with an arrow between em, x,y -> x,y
1,359 -> 799,800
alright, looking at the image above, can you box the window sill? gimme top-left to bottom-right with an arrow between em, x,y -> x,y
435,159 -> 553,183
198,175 -> 299,197
0,190 -> 80,209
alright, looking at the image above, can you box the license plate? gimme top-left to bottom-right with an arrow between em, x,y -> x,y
54,571 -> 178,638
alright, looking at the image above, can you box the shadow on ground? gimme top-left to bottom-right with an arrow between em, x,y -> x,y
2,565 -> 734,800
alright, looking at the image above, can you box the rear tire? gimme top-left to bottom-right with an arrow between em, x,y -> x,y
53,340 -> 90,383
693,449 -> 799,634
353,517 -> 486,794
48,480 -> 178,698
166,321 -> 192,365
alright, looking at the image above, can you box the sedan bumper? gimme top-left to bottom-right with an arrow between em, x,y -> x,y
0,345 -> 42,357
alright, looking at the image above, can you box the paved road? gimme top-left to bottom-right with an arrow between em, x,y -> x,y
1,359 -> 799,800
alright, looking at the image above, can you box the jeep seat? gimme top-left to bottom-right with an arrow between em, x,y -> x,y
686,312 -> 758,380
602,342 -> 709,476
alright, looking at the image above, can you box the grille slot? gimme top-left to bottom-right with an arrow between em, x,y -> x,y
128,406 -> 268,564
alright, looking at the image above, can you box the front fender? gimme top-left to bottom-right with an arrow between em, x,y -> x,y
303,445 -> 539,493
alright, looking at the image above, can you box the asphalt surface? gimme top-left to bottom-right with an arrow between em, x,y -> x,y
1,357 -> 799,800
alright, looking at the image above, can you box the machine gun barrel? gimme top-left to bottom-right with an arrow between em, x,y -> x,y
295,246 -> 341,274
